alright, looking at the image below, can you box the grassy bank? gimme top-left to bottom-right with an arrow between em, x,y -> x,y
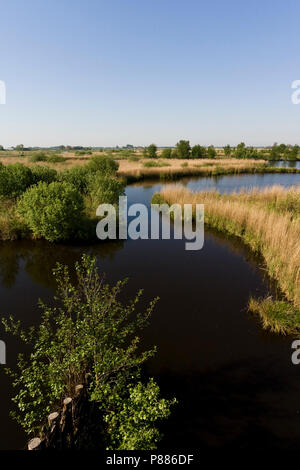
153,185 -> 300,334
118,158 -> 300,182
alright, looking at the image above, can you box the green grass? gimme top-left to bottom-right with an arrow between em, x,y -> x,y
249,297 -> 300,335
142,160 -> 171,168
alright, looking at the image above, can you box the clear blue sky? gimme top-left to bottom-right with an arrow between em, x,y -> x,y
0,0 -> 300,147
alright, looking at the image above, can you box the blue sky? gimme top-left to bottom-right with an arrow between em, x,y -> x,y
0,0 -> 300,147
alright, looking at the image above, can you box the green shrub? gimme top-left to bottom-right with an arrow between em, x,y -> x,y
160,148 -> 172,159
87,154 -> 119,175
75,150 -> 92,156
0,163 -> 33,198
47,154 -> 66,163
29,152 -> 48,162
30,165 -> 58,184
87,173 -> 125,208
59,166 -> 90,193
2,255 -> 175,449
17,181 -> 84,241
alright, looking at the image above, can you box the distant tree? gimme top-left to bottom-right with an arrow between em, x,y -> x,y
269,143 -> 280,161
234,142 -> 247,159
0,145 -> 3,151
15,144 -> 24,151
175,140 -> 191,159
207,145 -> 216,159
191,145 -> 207,158
224,145 -> 231,158
144,144 -> 157,159
171,149 -> 178,158
160,148 -> 172,159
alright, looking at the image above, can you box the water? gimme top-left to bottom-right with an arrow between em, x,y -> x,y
267,160 -> 300,169
0,173 -> 300,450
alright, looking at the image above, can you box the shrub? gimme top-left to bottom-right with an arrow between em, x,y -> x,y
87,154 -> 118,175
59,166 -> 90,193
143,144 -> 157,159
160,148 -> 172,159
47,154 -> 66,163
87,173 -> 125,208
2,255 -> 175,449
29,152 -> 48,162
0,163 -> 33,198
30,165 -> 58,184
17,181 -> 84,242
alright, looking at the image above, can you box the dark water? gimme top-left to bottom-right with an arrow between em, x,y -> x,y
1,173 -> 300,450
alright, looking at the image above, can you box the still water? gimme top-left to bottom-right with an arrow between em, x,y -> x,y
0,173 -> 300,450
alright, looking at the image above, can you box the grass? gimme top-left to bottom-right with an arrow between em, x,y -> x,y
249,297 -> 300,335
155,184 -> 300,333
142,160 -> 171,168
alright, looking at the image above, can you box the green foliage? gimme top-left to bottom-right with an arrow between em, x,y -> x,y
207,145 -> 216,158
191,145 -> 207,158
105,379 -> 176,450
47,154 -> 66,163
17,181 -> 85,241
143,144 -> 157,159
224,145 -> 231,157
2,255 -> 174,449
87,154 -> 119,175
87,173 -> 125,208
75,150 -> 92,156
29,152 -> 48,162
160,148 -> 172,159
142,160 -> 170,168
59,165 -> 90,193
249,297 -> 300,335
30,166 -> 58,184
175,140 -> 191,159
0,163 -> 33,198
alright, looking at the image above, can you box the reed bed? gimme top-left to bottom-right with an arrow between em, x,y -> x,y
156,184 -> 300,333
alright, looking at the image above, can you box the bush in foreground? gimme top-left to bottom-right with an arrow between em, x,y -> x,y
2,255 -> 176,449
17,181 -> 85,241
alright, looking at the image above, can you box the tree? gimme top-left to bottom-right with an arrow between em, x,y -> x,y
234,142 -> 247,159
175,140 -> 191,159
207,145 -> 216,159
0,145 -> 3,151
2,255 -> 176,449
224,145 -> 231,158
144,144 -> 157,159
191,145 -> 207,158
160,148 -> 172,159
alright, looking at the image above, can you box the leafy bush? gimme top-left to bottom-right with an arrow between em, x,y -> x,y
47,154 -> 66,163
87,173 -> 125,208
2,255 -> 175,449
17,181 -> 84,241
59,165 -> 90,193
143,144 -> 157,159
29,152 -> 48,162
160,148 -> 172,159
75,150 -> 92,156
30,165 -> 58,184
87,154 -> 119,175
0,163 -> 33,198
191,145 -> 207,158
